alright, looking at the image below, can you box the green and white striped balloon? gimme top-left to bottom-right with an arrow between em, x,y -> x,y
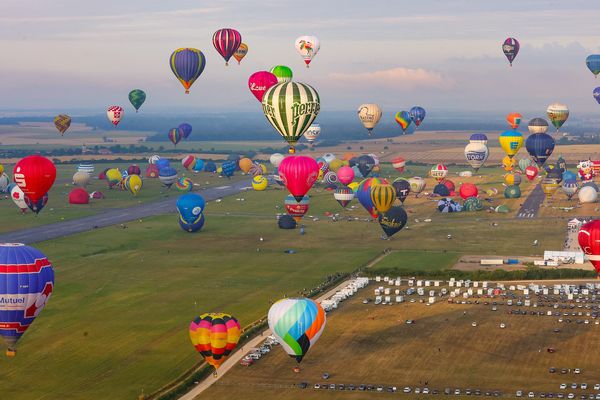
261,82 -> 320,153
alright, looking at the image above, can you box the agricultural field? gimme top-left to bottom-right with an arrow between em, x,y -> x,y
203,281 -> 600,400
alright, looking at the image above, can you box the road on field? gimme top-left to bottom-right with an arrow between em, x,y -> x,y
516,183 -> 545,219
0,179 -> 252,244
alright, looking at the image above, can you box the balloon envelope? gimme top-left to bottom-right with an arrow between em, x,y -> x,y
189,313 -> 241,369
128,89 -> 146,112
378,206 -> 408,237
294,36 -> 320,67
278,156 -> 319,202
502,37 -> 520,66
170,48 -> 206,93
13,155 -> 56,204
212,28 -> 242,65
357,104 -> 382,134
248,71 -> 278,102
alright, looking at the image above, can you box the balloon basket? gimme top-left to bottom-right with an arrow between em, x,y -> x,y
6,349 -> 16,357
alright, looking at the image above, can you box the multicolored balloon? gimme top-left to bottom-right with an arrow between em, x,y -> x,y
594,87 -> 600,104
168,128 -> 183,146
189,313 -> 241,370
268,298 -> 326,363
392,157 -> 406,173
177,193 -> 205,223
525,165 -> 539,181
285,195 -> 310,222
334,187 -> 354,208
107,106 -> 124,126
170,48 -> 206,94
409,106 -> 426,129
430,164 -> 448,182
499,130 -> 523,159
394,111 -> 412,134
506,112 -> 522,129
212,28 -> 242,66
53,114 -> 71,135
270,65 -> 293,83
159,166 -> 178,188
233,43 -> 248,64
175,177 -> 193,192
546,103 -> 569,131
502,37 -> 520,66
357,104 -> 382,135
370,184 -> 396,213
128,89 -> 146,112
252,175 -> 268,191
248,71 -> 279,102
294,36 -> 320,68
357,177 -> 388,218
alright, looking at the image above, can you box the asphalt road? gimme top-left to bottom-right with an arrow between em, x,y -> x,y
0,179 -> 252,244
516,183 -> 545,219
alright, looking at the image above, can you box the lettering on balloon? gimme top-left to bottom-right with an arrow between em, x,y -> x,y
250,83 -> 267,92
291,101 -> 320,126
465,152 -> 487,161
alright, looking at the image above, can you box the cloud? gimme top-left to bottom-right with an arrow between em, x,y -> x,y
329,67 -> 454,90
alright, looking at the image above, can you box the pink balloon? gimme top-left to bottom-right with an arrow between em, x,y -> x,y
337,166 -> 355,186
278,156 -> 319,202
248,71 -> 279,102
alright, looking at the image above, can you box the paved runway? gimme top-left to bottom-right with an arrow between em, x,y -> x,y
516,183 -> 545,219
0,179 -> 252,244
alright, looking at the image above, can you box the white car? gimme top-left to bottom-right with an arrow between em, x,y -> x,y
500,323 -> 506,329
529,392 -> 535,398
581,383 -> 588,390
574,368 -> 582,374
567,393 -> 575,399
594,384 -> 600,390
516,390 -> 523,397
403,387 -> 411,393
560,384 -> 567,390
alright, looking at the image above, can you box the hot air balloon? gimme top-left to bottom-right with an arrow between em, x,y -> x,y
0,243 -> 54,357
107,106 -> 124,126
128,89 -> 146,112
578,220 -> 600,277
394,111 -> 412,134
357,104 -> 382,135
541,177 -> 560,198
177,193 -> 205,223
430,164 -> 448,182
179,123 -> 192,140
221,161 -> 236,178
127,165 -> 141,176
356,155 -> 375,178
525,165 -> 538,181
499,130 -> 523,159
518,157 -> 533,172
13,155 -> 56,213
502,37 -> 519,66
168,128 -> 183,146
105,168 -> 122,189
53,114 -> 71,135
237,158 -> 252,174
504,173 -> 522,186
182,155 -> 196,171
528,118 -> 549,135
68,187 -> 89,204
459,183 -> 478,200
469,133 -> 488,144
170,48 -> 206,94
357,177 -> 388,218
437,198 -> 462,212
594,87 -> 600,104
189,313 -> 241,371
294,36 -> 320,68
506,112 -> 523,129
562,179 -> 579,200
159,166 -> 178,188
546,103 -> 569,131
233,43 -> 248,64
578,186 -> 598,204
270,65 -> 293,83
248,71 -> 278,102
72,171 -> 90,187
10,184 -> 28,212
285,195 -> 309,222
371,183 -> 396,213
126,174 -> 143,196
0,173 -> 8,193
304,124 -> 321,144
464,142 -> 489,171
392,178 -> 411,204
262,82 -> 320,154
526,132 -> 555,167
409,106 -> 426,129
586,55 -> 600,78
336,166 -> 354,186
378,206 -> 408,238
268,298 -> 325,364
278,156 -> 319,202
463,197 -> 484,211
408,177 -> 426,196
391,157 -> 406,173
433,183 -> 450,197
212,28 -> 242,66
175,177 -> 193,192
334,187 -> 354,208
504,185 -> 521,198
270,153 -> 285,169
502,155 -> 516,172
252,175 -> 268,191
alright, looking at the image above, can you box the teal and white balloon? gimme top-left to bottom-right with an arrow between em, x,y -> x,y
262,82 -> 320,154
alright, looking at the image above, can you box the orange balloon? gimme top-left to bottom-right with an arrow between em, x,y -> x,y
239,158 -> 253,173
506,112 -> 523,130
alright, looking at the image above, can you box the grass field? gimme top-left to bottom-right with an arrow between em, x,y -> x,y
203,282 -> 600,400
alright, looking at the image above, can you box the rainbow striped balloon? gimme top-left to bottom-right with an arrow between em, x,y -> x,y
189,313 -> 241,370
394,111 -> 412,133
168,128 -> 183,146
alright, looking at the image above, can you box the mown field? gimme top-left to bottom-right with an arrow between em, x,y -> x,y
203,284 -> 600,400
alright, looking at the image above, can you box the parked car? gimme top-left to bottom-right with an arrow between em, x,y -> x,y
403,386 -> 411,393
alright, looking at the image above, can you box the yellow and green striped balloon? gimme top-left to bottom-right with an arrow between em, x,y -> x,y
370,183 -> 396,213
261,82 -> 320,153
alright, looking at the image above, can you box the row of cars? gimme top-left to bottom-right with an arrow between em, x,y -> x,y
517,391 -> 600,399
239,335 -> 279,366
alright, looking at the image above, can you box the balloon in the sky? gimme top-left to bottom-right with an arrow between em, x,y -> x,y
53,114 -> 71,135
159,166 -> 178,188
586,55 -> 600,77
469,133 -> 488,144
464,142 -> 489,171
378,206 -> 408,238
270,65 -> 293,83
579,220 -> 600,277
357,104 -> 382,135
179,123 -> 192,140
546,103 -> 569,131
10,184 -> 27,211
0,243 -> 54,357
525,165 -> 539,181
409,106 -> 426,129
262,82 -> 320,153
357,177 -> 388,218
212,28 -> 242,66
304,124 -> 321,144
392,157 -> 406,173
408,177 -> 426,195
336,166 -> 354,186
528,118 -> 549,135
189,313 -> 241,370
392,178 -> 411,204
268,298 -> 326,363
177,193 -> 205,223
334,187 -> 354,208
526,133 -> 555,167
233,43 -> 248,64
294,36 -> 320,67
394,111 -> 412,134
502,37 -> 520,66
506,112 -> 523,129
285,195 -> 310,222
248,71 -> 278,102
170,48 -> 206,94
594,87 -> 600,104
13,155 -> 56,209
128,89 -> 146,112
499,130 -> 523,159
278,156 -> 319,202
168,128 -> 183,146
430,164 -> 448,182
107,106 -> 124,126
370,183 -> 396,213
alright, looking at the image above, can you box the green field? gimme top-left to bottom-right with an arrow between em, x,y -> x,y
0,163 -> 568,399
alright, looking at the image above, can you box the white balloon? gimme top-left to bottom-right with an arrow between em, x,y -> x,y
578,186 -> 598,204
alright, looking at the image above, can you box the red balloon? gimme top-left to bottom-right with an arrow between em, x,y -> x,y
13,155 -> 56,203
337,166 -> 355,186
212,28 -> 242,65
278,156 -> 319,202
248,71 -> 278,102
525,166 -> 538,181
391,157 -> 406,173
459,183 -> 478,200
69,188 -> 90,204
578,220 -> 600,276
443,179 -> 455,192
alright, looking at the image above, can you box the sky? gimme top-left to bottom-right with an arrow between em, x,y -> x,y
2,0 -> 600,116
